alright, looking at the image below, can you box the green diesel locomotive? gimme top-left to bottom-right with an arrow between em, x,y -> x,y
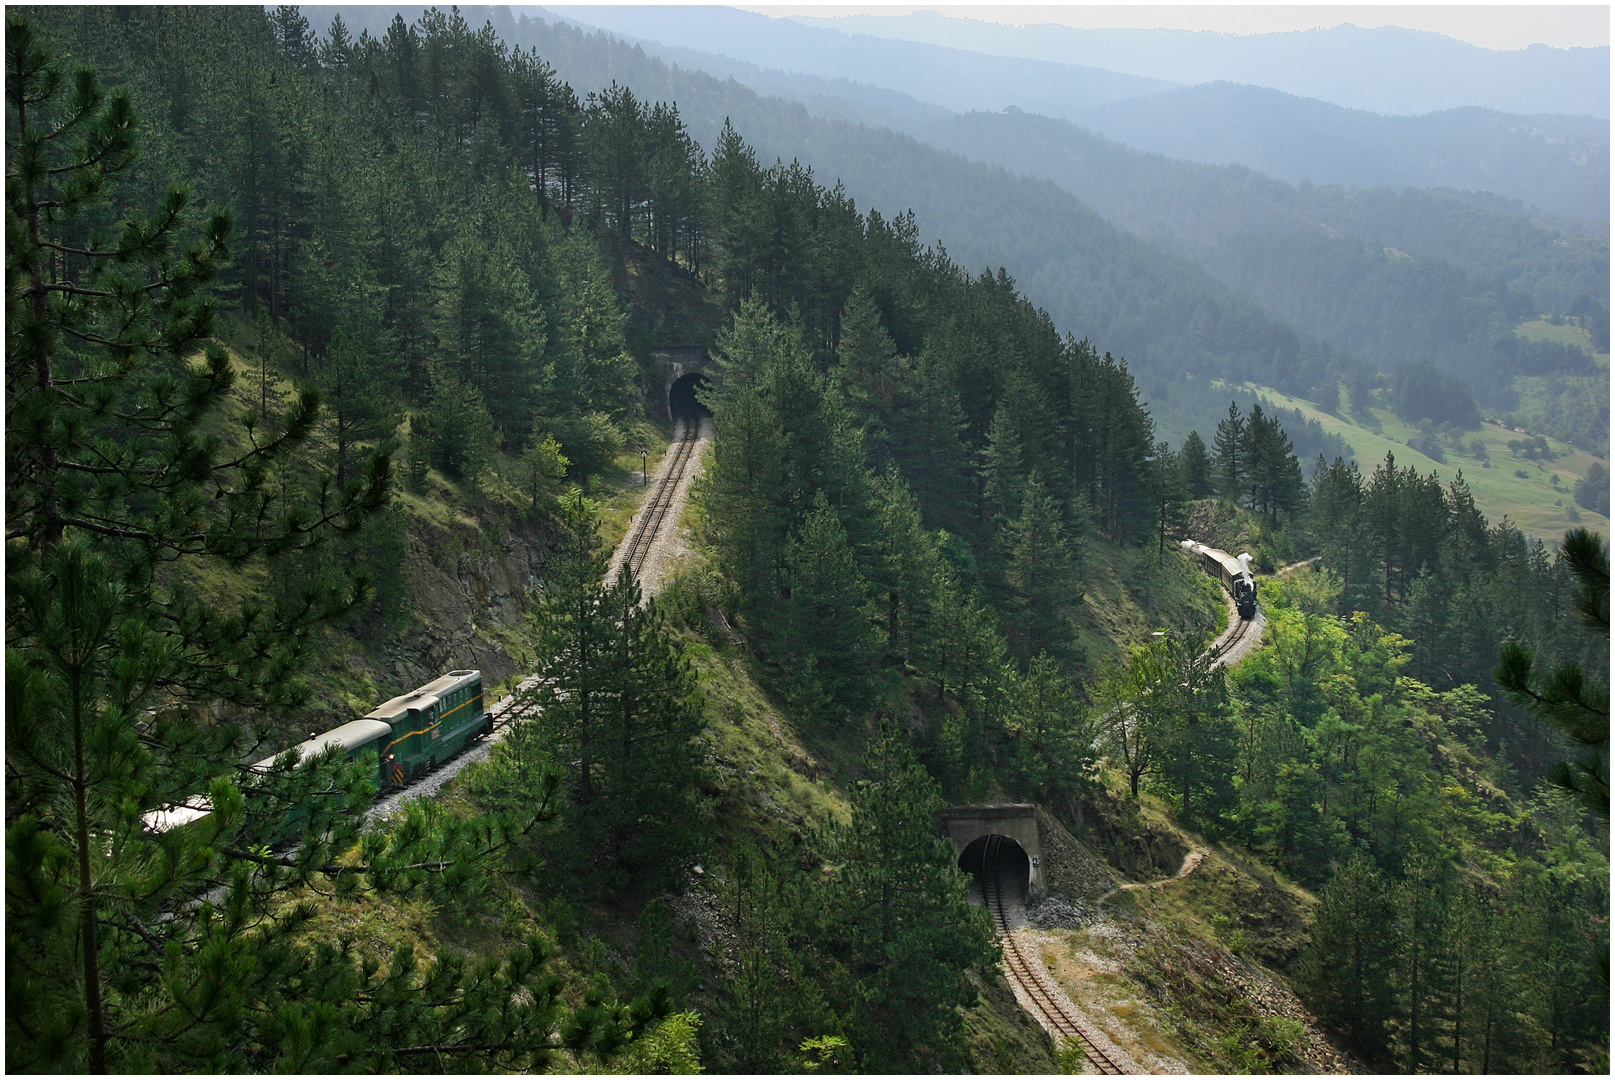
142,670 -> 492,834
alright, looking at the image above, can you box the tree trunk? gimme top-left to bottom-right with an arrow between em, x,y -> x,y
70,673 -> 108,1072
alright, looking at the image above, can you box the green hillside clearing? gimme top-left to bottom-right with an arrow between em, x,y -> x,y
1244,384 -> 1609,542
1515,319 -> 1607,362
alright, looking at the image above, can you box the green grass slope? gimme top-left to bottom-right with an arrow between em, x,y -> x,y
1246,383 -> 1609,541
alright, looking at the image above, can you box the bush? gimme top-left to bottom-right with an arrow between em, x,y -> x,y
1390,359 -> 1480,430
546,411 -> 624,485
1574,462 -> 1610,516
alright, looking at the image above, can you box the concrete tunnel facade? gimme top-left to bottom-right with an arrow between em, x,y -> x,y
652,346 -> 715,421
939,804 -> 1046,902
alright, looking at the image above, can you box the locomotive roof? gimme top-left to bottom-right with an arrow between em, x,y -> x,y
363,669 -> 480,721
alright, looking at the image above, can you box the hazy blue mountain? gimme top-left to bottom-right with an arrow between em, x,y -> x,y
1076,83 -> 1608,221
919,108 -> 1608,310
793,12 -> 1611,119
545,5 -> 1608,220
536,4 -> 1179,116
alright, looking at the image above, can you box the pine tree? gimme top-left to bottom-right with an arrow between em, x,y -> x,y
1179,429 -> 1214,500
783,494 -> 882,724
316,328 -> 401,492
820,720 -> 995,1072
554,233 -> 635,418
1153,634 -> 1235,823
981,403 -> 1029,531
1297,850 -> 1398,1061
1002,471 -> 1080,665
1213,401 -> 1247,504
522,493 -> 708,888
709,843 -> 826,1072
1497,528 -> 1609,817
836,285 -> 900,435
1147,440 -> 1190,557
582,81 -> 646,247
526,490 -> 616,808
894,345 -> 973,534
1003,653 -> 1094,805
598,565 -> 709,888
1395,848 -> 1455,1072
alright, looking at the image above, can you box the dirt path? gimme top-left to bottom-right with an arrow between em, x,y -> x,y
1094,842 -> 1210,907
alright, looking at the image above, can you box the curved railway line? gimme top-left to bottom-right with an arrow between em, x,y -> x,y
983,835 -> 1130,1074
1209,607 -> 1258,664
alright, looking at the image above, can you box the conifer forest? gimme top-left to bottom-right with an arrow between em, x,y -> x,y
6,6 -> 1607,1074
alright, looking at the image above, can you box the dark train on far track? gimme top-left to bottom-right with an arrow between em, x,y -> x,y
1180,540 -> 1258,620
142,669 -> 490,833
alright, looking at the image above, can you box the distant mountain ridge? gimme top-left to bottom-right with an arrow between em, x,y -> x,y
792,11 -> 1611,119
546,5 -> 1609,220
1074,83 -> 1609,221
540,4 -> 1180,116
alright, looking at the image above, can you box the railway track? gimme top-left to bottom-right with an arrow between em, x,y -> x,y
983,835 -> 1130,1074
618,418 -> 701,578
1208,610 -> 1256,664
373,419 -> 707,812
373,421 -> 706,808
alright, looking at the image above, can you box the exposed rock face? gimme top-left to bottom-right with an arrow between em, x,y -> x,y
1076,791 -> 1192,881
369,507 -> 560,701
1035,806 -> 1118,899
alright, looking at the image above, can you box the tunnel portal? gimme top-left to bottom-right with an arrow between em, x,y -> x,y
958,834 -> 1032,906
939,804 -> 1046,902
669,371 -> 712,422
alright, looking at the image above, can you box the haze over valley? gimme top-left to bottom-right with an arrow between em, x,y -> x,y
7,6 -> 1607,1074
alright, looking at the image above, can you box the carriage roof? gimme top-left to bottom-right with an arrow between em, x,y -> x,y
1180,540 -> 1252,579
251,718 -> 395,770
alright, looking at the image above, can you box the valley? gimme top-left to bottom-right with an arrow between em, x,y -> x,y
5,5 -> 1606,1076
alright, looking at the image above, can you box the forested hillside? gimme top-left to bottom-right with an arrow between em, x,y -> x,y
307,3 -> 1380,453
7,6 -> 1605,1075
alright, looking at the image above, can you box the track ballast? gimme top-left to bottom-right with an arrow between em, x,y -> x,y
983,835 -> 1130,1074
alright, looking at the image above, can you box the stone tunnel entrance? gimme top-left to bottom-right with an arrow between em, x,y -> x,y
939,804 -> 1046,903
669,371 -> 711,422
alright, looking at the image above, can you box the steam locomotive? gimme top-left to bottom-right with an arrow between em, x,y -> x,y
142,669 -> 490,833
1180,540 -> 1258,619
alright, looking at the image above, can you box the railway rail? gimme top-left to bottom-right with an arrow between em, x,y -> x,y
983,835 -> 1130,1074
1208,608 -> 1257,664
618,418 -> 701,578
373,418 -> 706,809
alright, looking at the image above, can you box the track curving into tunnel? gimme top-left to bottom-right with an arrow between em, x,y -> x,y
966,834 -> 1131,1074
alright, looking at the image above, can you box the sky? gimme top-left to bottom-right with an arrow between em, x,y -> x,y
719,5 -> 1611,50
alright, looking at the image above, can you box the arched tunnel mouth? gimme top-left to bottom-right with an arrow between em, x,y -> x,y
669,372 -> 712,422
958,834 -> 1031,907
